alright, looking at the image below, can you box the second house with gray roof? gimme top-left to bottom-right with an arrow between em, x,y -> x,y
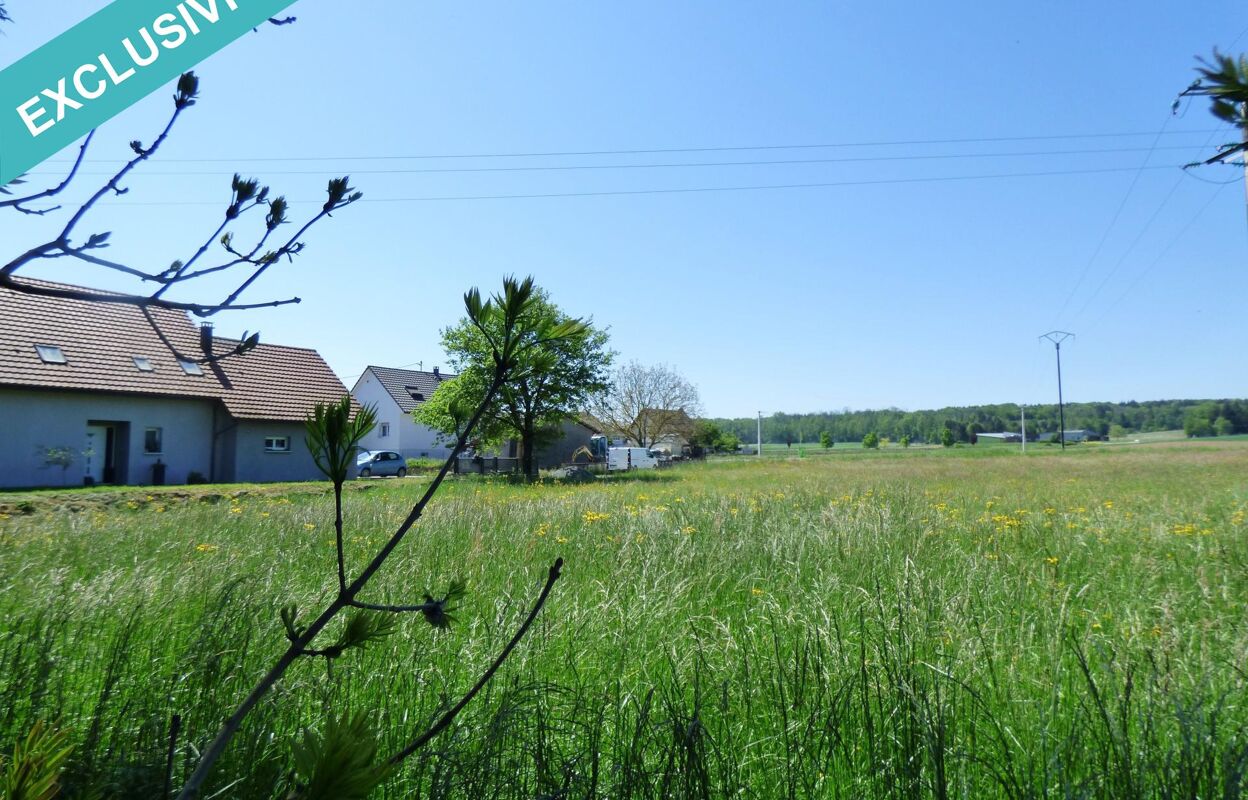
350,366 -> 455,460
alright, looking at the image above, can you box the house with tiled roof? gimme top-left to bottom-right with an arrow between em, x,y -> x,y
0,279 -> 351,488
350,365 -> 455,460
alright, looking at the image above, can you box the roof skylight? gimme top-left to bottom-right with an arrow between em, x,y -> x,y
133,356 -> 155,372
179,359 -> 204,376
35,344 -> 67,364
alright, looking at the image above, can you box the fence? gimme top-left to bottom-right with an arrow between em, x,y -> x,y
453,455 -> 520,475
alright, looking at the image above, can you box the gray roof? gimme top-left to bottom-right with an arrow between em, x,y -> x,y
365,365 -> 453,413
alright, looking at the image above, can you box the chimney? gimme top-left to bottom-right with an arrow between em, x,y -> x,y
200,323 -> 214,356
433,366 -> 440,379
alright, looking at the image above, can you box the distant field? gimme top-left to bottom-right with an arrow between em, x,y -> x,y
3,440 -> 1247,797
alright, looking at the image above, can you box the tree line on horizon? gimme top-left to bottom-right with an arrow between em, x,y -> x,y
711,399 -> 1248,446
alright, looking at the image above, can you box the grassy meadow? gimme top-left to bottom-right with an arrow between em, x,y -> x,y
2,441 -> 1247,798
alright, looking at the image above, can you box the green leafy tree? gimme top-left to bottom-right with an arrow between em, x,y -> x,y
1185,417 -> 1214,438
689,420 -> 723,450
819,431 -> 833,448
899,434 -> 911,448
862,432 -> 880,449
941,428 -> 955,448
1214,416 -> 1235,437
416,285 -> 611,481
1184,402 -> 1218,438
715,432 -> 743,453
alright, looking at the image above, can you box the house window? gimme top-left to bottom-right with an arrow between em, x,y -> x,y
179,359 -> 204,376
144,427 -> 163,454
133,356 -> 155,372
406,387 -> 425,402
265,436 -> 291,453
35,344 -> 67,364
380,423 -> 390,438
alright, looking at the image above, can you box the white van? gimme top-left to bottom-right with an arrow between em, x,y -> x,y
607,446 -> 660,471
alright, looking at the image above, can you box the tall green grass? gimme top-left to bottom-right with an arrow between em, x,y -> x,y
2,443 -> 1247,797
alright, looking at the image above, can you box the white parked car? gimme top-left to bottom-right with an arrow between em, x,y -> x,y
355,450 -> 407,478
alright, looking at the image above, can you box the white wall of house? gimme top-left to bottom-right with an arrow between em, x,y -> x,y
351,371 -> 452,460
0,388 -> 215,488
220,421 -> 324,484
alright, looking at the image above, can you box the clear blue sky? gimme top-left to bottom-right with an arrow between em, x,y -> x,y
3,1 -> 1246,418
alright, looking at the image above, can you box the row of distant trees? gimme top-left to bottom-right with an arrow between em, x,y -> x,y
712,399 -> 1248,446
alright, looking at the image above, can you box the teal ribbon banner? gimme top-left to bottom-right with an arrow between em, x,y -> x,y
0,0 -> 297,186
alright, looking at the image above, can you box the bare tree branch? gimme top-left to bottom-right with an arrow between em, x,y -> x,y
0,131 -> 94,215
2,73 -> 361,323
387,557 -> 564,765
590,360 -> 703,448
0,276 -> 301,315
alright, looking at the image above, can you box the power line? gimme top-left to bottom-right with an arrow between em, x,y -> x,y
1063,103 -> 1244,325
46,128 -> 1228,164
97,162 -> 1187,206
1069,174 -> 1186,323
1052,116 -> 1172,326
1082,182 -> 1231,336
30,144 -> 1211,178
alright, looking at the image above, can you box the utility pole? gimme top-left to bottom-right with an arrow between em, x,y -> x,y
757,411 -> 763,459
1040,332 -> 1074,450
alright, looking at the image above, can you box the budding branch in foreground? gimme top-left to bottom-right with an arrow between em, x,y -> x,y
176,277 -> 581,799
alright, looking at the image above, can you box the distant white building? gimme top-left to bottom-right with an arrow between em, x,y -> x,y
1037,429 -> 1101,443
351,366 -> 454,459
976,432 -> 1023,443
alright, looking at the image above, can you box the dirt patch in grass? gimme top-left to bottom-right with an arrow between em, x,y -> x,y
0,480 -> 385,518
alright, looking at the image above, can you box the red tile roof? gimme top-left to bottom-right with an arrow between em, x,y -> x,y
0,278 -> 348,422
0,278 -> 223,399
213,338 -> 351,422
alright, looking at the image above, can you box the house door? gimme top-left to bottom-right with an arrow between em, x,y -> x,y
85,421 -> 126,484
84,425 -> 108,484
